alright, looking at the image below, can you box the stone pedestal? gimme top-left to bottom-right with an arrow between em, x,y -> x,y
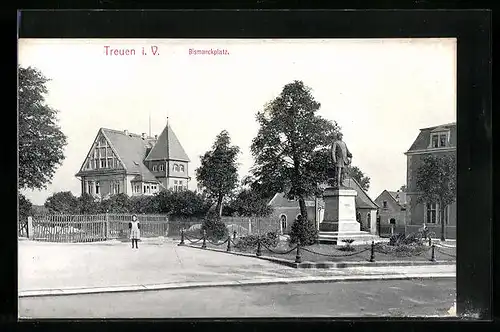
319,187 -> 360,233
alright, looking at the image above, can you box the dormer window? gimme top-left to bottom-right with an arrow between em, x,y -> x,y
430,129 -> 450,148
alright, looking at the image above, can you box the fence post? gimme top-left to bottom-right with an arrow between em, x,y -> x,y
256,238 -> 262,257
27,216 -> 33,240
227,235 -> 231,252
295,240 -> 302,263
431,244 -> 436,262
202,230 -> 207,249
178,229 -> 185,246
248,218 -> 252,235
369,241 -> 375,262
390,224 -> 394,236
105,213 -> 110,240
233,230 -> 237,240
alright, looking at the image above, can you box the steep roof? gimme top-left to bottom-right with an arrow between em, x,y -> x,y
268,177 -> 378,210
343,177 -> 379,210
407,122 -> 457,152
145,123 -> 190,162
101,128 -> 159,182
387,190 -> 407,207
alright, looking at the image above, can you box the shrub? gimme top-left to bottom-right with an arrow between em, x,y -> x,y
234,231 -> 279,251
202,213 -> 228,241
339,239 -> 356,252
389,232 -> 424,246
375,242 -> 428,257
289,216 -> 318,246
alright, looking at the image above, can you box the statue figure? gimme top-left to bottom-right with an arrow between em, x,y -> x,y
331,139 -> 352,188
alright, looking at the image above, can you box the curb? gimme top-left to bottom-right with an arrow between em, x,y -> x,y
182,244 -> 456,269
18,272 -> 456,298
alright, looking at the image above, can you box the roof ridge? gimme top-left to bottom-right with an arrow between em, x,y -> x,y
101,127 -> 143,137
420,122 -> 456,130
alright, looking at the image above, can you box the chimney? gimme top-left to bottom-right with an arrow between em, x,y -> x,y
141,133 -> 146,139
124,129 -> 129,135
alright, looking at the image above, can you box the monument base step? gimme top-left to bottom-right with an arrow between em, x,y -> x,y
318,231 -> 384,245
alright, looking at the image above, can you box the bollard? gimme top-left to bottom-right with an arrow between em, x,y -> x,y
227,235 -> 231,252
256,238 -> 262,257
431,244 -> 436,262
369,241 -> 375,262
428,237 -> 432,246
295,240 -> 302,263
233,230 -> 237,240
201,230 -> 207,249
178,229 -> 185,246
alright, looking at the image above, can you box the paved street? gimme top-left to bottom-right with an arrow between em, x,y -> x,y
19,278 -> 456,318
19,239 -> 455,293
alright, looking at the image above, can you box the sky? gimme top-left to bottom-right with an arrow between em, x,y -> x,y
18,38 -> 456,206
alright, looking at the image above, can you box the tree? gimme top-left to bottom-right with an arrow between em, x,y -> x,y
18,193 -> 33,223
196,130 -> 240,216
99,193 -> 131,213
224,188 -> 274,217
76,193 -> 99,214
416,154 -> 456,241
44,191 -> 79,214
169,190 -> 212,217
347,165 -> 370,191
154,190 -> 211,217
399,185 -> 407,192
129,196 -> 159,214
250,80 -> 342,221
18,66 -> 67,190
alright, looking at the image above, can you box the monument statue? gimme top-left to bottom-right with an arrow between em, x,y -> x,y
331,139 -> 352,188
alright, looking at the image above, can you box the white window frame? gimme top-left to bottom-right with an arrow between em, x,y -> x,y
430,131 -> 450,149
153,165 -> 158,172
159,164 -> 164,171
95,181 -> 100,195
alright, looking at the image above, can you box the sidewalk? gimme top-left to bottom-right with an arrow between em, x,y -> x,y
18,239 -> 455,298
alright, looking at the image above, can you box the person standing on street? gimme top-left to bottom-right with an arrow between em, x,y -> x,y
129,214 -> 141,249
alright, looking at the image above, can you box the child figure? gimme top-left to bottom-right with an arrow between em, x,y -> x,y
129,214 -> 141,249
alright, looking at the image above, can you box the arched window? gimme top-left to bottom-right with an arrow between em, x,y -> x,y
180,164 -> 185,172
174,164 -> 180,172
367,212 -> 371,224
280,214 -> 287,234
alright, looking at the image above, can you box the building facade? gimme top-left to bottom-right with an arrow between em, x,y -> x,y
374,190 -> 407,226
404,122 -> 457,238
268,177 -> 378,234
75,123 -> 190,199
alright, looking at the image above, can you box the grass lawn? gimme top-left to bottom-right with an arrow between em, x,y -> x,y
200,239 -> 456,263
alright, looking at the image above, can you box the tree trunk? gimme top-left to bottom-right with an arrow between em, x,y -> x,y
440,204 -> 446,241
215,193 -> 224,217
298,197 -> 308,222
